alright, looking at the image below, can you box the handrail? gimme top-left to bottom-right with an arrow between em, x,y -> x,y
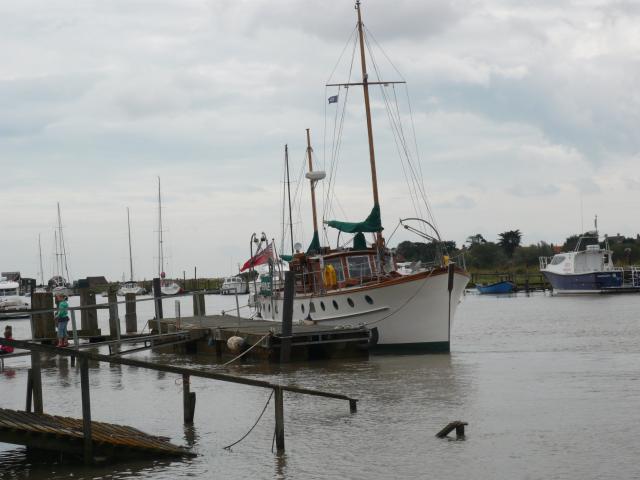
0,338 -> 358,404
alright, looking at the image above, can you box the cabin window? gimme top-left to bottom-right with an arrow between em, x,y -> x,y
325,258 -> 345,282
332,300 -> 339,310
320,301 -> 326,311
365,295 -> 374,305
347,256 -> 372,278
550,255 -> 565,265
347,298 -> 355,307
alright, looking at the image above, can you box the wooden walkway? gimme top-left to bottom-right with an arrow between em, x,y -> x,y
160,314 -> 371,361
0,408 -> 193,460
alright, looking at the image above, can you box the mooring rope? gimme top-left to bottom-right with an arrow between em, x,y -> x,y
223,389 -> 274,451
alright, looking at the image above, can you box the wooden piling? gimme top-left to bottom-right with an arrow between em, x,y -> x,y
274,387 -> 285,453
79,356 -> 93,464
79,288 -> 99,334
31,292 -> 55,340
193,292 -> 205,317
436,420 -> 468,439
125,293 -> 137,333
182,374 -> 196,424
108,290 -> 121,340
280,272 -> 294,363
153,278 -> 163,333
25,369 -> 33,412
30,352 -> 43,414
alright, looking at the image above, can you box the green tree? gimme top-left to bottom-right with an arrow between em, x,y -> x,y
466,234 -> 487,246
498,230 -> 522,258
466,242 -> 508,269
563,233 -> 599,252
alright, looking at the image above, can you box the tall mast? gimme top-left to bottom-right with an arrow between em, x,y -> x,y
38,234 -> 44,285
285,144 -> 295,254
355,1 -> 381,214
127,207 -> 134,282
57,202 -> 71,282
54,229 -> 60,278
157,177 -> 164,276
306,129 -> 320,236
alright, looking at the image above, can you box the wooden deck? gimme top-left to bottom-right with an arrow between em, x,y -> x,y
0,408 -> 193,460
160,314 -> 371,362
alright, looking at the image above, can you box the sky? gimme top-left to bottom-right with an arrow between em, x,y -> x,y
1,0 -> 639,281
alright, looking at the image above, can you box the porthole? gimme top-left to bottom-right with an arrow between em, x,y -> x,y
309,301 -> 316,313
301,304 -> 305,313
365,295 -> 374,305
347,298 -> 355,307
268,304 -> 271,312
320,301 -> 326,311
275,304 -> 279,314
332,300 -> 339,310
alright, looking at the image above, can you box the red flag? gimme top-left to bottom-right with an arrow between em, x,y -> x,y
240,243 -> 273,272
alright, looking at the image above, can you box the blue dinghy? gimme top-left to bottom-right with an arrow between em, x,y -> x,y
476,280 -> 515,294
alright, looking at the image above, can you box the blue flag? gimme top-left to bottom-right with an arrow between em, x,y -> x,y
328,95 -> 338,104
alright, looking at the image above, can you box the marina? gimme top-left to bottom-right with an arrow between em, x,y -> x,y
1,0 -> 639,478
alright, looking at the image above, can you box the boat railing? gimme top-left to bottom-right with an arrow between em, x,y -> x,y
539,256 -> 551,270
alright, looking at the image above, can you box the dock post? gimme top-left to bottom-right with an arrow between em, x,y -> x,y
25,369 -> 33,412
108,290 -> 121,341
70,309 -> 80,366
79,288 -> 99,335
153,278 -> 163,333
193,292 -> 205,317
79,355 -> 93,465
125,293 -> 137,333
182,374 -> 196,424
280,272 -> 294,363
274,386 -> 285,453
30,352 -> 43,414
31,292 -> 55,341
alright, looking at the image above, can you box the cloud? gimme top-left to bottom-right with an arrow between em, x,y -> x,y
507,184 -> 560,197
435,195 -> 476,209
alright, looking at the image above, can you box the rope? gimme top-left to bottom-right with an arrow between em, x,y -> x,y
223,389 -> 274,451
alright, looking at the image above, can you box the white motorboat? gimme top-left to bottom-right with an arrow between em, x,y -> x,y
0,277 -> 30,317
249,2 -> 469,353
221,276 -> 248,295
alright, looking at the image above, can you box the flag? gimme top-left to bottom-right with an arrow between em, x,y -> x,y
240,243 -> 274,272
328,95 -> 338,104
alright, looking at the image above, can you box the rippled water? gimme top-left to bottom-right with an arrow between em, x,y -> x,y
1,292 -> 639,479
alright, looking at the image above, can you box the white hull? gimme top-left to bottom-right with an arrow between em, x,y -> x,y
52,286 -> 73,297
117,285 -> 146,296
255,269 -> 468,351
161,282 -> 182,295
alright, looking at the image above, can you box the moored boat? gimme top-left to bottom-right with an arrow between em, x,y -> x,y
0,277 -> 30,318
248,1 -> 469,353
476,280 -> 515,294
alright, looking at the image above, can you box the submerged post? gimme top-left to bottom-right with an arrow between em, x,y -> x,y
182,374 -> 196,424
30,352 -> 43,414
280,271 -> 295,363
79,355 -> 93,464
274,386 -> 285,453
125,293 -> 137,333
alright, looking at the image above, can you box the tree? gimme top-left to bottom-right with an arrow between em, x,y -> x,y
466,234 -> 487,247
563,233 -> 599,252
396,240 -> 457,263
497,230 -> 522,258
466,242 -> 507,269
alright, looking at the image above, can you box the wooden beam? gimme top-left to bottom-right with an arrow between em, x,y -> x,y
274,387 -> 284,453
30,352 -> 43,414
79,356 -> 93,464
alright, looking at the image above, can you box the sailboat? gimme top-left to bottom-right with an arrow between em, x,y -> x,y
156,177 -> 182,296
249,1 -> 469,352
50,203 -> 74,297
117,208 -> 146,296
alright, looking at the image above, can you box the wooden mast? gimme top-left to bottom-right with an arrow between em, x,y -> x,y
157,177 -> 164,277
306,128 -> 320,236
355,0 -> 381,231
285,144 -> 295,254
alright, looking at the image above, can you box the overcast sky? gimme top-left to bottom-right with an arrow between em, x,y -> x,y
1,0 -> 639,281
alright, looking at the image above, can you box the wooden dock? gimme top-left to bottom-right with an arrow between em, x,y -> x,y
0,408 -> 193,460
159,314 -> 371,362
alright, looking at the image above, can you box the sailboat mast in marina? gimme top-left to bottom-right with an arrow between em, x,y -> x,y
117,207 -> 146,296
156,177 -> 182,295
249,1 -> 470,353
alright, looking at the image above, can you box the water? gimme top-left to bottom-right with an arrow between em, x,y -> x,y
1,292 -> 639,479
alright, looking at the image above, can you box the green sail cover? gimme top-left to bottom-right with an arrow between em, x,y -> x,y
327,204 -> 383,234
306,230 -> 321,254
279,254 -> 293,262
353,232 -> 367,250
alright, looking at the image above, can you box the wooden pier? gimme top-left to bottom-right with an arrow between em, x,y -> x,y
0,408 -> 192,460
158,314 -> 372,362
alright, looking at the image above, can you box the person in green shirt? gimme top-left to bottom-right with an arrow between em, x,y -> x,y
54,294 -> 70,347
